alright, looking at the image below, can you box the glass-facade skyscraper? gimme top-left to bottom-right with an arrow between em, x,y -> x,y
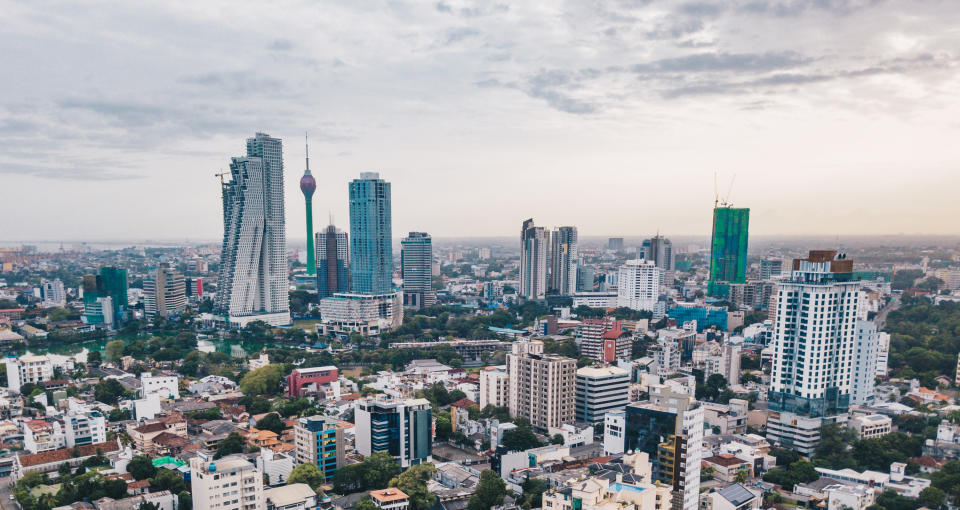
316,225 -> 349,299
708,206 -> 749,295
401,232 -> 435,309
349,172 -> 393,295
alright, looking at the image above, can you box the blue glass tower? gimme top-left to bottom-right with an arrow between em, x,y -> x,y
349,172 -> 393,295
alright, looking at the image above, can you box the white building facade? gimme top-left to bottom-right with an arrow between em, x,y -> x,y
617,260 -> 662,312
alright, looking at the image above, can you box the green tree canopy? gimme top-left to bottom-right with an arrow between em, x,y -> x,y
288,463 -> 325,490
390,463 -> 437,510
127,455 -> 157,481
240,364 -> 286,395
467,470 -> 507,510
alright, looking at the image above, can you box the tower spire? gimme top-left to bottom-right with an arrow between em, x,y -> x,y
305,132 -> 311,174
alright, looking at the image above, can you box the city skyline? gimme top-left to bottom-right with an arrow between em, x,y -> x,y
3,2 -> 960,240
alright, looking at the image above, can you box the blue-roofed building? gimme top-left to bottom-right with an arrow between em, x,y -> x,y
668,306 -> 728,332
487,326 -> 527,338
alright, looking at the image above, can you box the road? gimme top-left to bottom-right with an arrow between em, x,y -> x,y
0,476 -> 16,510
874,297 -> 901,330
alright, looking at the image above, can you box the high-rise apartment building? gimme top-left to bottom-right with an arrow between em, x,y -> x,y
575,366 -> 630,425
641,235 -> 674,271
144,263 -> 187,320
478,367 -> 509,409
216,133 -> 291,327
520,219 -> 547,300
617,260 -> 662,312
625,384 -> 703,510
579,319 -> 630,362
709,206 -> 749,294
82,267 -> 128,327
294,415 -> 344,481
548,226 -> 578,296
507,345 -> 576,430
608,238 -> 624,251
401,232 -> 435,309
316,225 -> 350,299
349,172 -> 393,295
851,320 -> 880,406
354,396 -> 432,468
760,258 -> 784,280
40,279 -> 66,307
766,250 -> 862,455
506,338 -> 544,413
190,453 -> 264,510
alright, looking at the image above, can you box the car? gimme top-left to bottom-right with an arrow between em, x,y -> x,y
9,494 -> 14,500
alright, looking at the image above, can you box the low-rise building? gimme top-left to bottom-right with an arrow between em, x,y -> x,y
190,453 -> 264,510
850,414 -> 892,440
370,488 -> 409,510
264,483 -> 317,510
12,439 -> 121,481
700,484 -> 761,510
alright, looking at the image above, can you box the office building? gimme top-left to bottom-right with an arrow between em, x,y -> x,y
608,238 -> 624,251
64,411 -> 107,448
575,366 -> 630,425
300,139 -> 317,276
144,263 -> 187,320
641,235 -> 674,271
624,384 -> 703,510
617,260 -> 662,312
293,415 -> 344,481
349,172 -> 393,295
316,225 -> 349,299
851,321 -> 880,406
767,250 -> 862,453
520,219 -> 548,300
215,133 -> 291,327
760,258 -> 785,280
507,345 -> 576,430
478,367 -> 509,409
577,261 -> 595,292
548,226 -> 578,296
4,355 -> 54,393
40,279 -> 65,307
401,232 -> 436,309
603,409 -> 626,455
82,267 -> 128,326
319,292 -> 402,337
190,453 -> 264,510
709,206 -> 750,295
354,396 -> 432,468
287,366 -> 338,397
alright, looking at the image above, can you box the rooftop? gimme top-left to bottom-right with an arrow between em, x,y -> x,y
265,483 -> 316,507
371,488 -> 409,503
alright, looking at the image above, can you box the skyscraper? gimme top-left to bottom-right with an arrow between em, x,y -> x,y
82,267 -> 128,327
300,138 -> 317,276
520,219 -> 547,300
507,348 -> 576,430
316,225 -> 349,299
766,250 -> 862,454
144,263 -> 187,320
216,133 -> 291,327
608,237 -> 624,251
401,232 -> 435,309
349,172 -> 393,295
616,260 -> 662,312
354,396 -> 433,468
548,226 -> 578,296
641,235 -> 674,271
708,206 -> 749,295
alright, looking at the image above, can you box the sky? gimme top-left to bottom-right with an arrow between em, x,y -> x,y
2,0 -> 960,242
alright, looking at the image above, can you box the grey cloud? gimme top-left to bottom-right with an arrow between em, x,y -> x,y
633,51 -> 812,73
676,2 -> 727,17
0,160 -> 144,181
268,39 -> 294,51
645,19 -> 705,40
739,0 -> 885,17
444,27 -> 480,45
435,2 -> 452,13
181,71 -> 285,95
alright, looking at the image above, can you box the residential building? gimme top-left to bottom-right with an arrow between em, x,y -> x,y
64,411 -> 107,447
141,373 -> 180,399
82,267 -> 128,326
767,250 -> 862,453
760,258 -> 785,280
507,348 -> 576,430
826,484 -> 875,510
144,263 -> 187,320
349,172 -> 393,295
579,319 -> 631,362
708,206 -> 749,295
852,321 -> 880,406
701,484 -> 761,510
702,455 -> 752,483
265,483 -> 317,510
705,344 -> 740,385
23,420 -> 65,453
401,232 -> 436,309
642,235 -> 674,271
4,355 -> 54,393
370,488 -> 409,510
316,225 -> 350,299
624,384 -> 703,510
603,409 -> 626,455
478,367 -> 508,409
608,238 -> 624,251
765,412 -> 823,456
520,219 -> 548,300
293,415 -> 344,481
576,365 -> 630,425
215,133 -> 291,327
617,260 -> 662,312
319,292 -> 402,337
850,414 -> 892,439
287,366 -> 338,398
506,338 -> 544,413
548,226 -> 578,296
190,453 -> 264,510
354,396 -> 432,467
40,278 -> 66,307
11,440 -> 121,482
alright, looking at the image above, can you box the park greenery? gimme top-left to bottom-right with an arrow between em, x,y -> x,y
886,298 -> 960,388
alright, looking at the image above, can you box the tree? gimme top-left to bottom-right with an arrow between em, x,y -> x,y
256,413 -> 285,435
238,395 -> 273,414
520,477 -> 549,509
390,464 -> 437,510
138,502 -> 161,510
240,364 -> 286,395
214,432 -> 246,459
178,491 -> 192,510
58,462 -> 72,478
355,499 -> 379,510
288,463 -> 325,490
105,340 -> 126,362
919,487 -> 946,509
149,469 -> 188,494
95,378 -> 127,404
551,434 -> 565,445
501,426 -> 543,452
127,455 -> 156,481
467,470 -> 507,510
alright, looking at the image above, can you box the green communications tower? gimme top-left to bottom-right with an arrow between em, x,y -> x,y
708,204 -> 749,296
300,135 -> 317,276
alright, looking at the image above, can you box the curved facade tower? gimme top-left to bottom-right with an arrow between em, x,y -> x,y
300,137 -> 317,276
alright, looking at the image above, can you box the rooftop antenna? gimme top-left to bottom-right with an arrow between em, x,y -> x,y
305,132 -> 311,174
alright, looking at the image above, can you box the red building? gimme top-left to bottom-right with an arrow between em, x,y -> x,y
287,366 -> 338,397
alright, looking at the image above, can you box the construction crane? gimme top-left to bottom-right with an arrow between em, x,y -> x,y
215,170 -> 228,184
714,172 -> 737,208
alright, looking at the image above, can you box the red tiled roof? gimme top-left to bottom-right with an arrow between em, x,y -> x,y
704,454 -> 748,467
134,423 -> 168,434
450,398 -> 477,409
152,432 -> 188,447
341,393 -> 362,401
17,440 -> 121,467
128,480 -> 151,489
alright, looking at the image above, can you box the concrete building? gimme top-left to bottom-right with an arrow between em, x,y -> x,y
370,488 -> 409,510
603,409 -> 626,455
349,172 -> 393,295
215,133 -> 291,327
190,453 -> 264,510
4,355 -> 54,393
354,396 -> 432,467
316,225 -> 349,299
701,484 -> 761,510
642,235 -> 674,271
617,260 -> 662,312
64,411 -> 107,448
507,346 -> 576,430
576,365 -> 630,425
705,343 -> 740,385
40,278 -> 66,307
143,263 -> 187,320
287,366 -> 338,398
293,415 -> 344,481
548,226 -> 578,296
506,338 -> 544,415
401,232 -> 436,309
850,414 -> 892,439
141,373 -> 180,399
520,219 -> 548,300
24,420 -> 65,453
478,367 -> 509,409
852,321 -> 880,406
264,483 -> 317,510
319,292 -> 403,337
760,258 -> 785,280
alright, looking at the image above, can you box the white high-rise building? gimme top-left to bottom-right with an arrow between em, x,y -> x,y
215,133 -> 291,327
520,219 -> 547,300
478,367 -> 509,409
767,250 -> 862,453
144,263 -> 187,320
40,279 -> 66,307
190,454 -> 264,510
548,226 -> 578,296
876,331 -> 891,377
617,260 -> 662,312
851,321 -> 880,406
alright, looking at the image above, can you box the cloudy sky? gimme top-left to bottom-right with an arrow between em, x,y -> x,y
2,0 -> 960,242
